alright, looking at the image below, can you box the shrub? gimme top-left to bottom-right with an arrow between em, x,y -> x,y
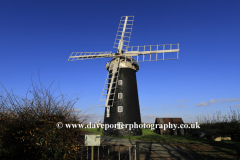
195,107 -> 240,134
0,78 -> 88,160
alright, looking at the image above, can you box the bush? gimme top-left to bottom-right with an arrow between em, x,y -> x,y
196,107 -> 240,134
0,78 -> 88,160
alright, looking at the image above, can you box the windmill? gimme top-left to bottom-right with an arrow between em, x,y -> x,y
68,16 -> 180,136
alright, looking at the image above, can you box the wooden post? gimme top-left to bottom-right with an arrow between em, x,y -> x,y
136,142 -> 140,160
91,146 -> 94,160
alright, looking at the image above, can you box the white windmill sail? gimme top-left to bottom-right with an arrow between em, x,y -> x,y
68,51 -> 113,61
124,44 -> 179,62
99,16 -> 134,110
113,16 -> 134,53
98,16 -> 135,118
99,59 -> 120,108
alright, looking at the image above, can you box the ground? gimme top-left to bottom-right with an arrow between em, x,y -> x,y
83,128 -> 238,160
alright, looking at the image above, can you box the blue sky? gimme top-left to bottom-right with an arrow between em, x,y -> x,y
0,0 -> 240,123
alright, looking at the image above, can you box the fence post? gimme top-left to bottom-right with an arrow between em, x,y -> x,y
136,142 -> 140,160
108,145 -> 110,159
135,145 -> 137,160
103,146 -> 104,158
98,146 -> 99,160
119,145 -> 120,160
81,146 -> 83,160
91,146 -> 94,160
129,146 -> 131,160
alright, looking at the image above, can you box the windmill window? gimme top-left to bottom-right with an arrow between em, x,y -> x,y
118,80 -> 123,85
106,107 -> 110,117
118,106 -> 123,112
118,93 -> 123,99
117,122 -> 123,129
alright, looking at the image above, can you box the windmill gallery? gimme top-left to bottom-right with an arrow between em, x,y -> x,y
68,16 -> 180,136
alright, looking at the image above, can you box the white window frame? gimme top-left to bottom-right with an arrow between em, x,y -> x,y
118,106 -> 123,112
117,122 -> 123,129
118,93 -> 123,99
106,106 -> 110,117
118,80 -> 123,85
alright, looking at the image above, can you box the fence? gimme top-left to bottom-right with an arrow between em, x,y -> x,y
75,142 -> 239,160
136,142 -> 239,160
76,144 -> 137,160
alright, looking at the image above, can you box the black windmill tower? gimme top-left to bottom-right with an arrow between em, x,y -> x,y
68,16 -> 180,136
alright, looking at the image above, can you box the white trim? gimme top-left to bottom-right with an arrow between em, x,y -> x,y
118,106 -> 123,112
118,80 -> 123,85
118,93 -> 123,99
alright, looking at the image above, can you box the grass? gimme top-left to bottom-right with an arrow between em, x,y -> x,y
83,128 -> 236,144
82,128 -> 103,135
83,128 -> 238,159
82,106 -> 240,145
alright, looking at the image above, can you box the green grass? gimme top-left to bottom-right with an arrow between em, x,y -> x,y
84,128 -> 236,144
82,128 -> 103,135
83,128 -> 238,158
